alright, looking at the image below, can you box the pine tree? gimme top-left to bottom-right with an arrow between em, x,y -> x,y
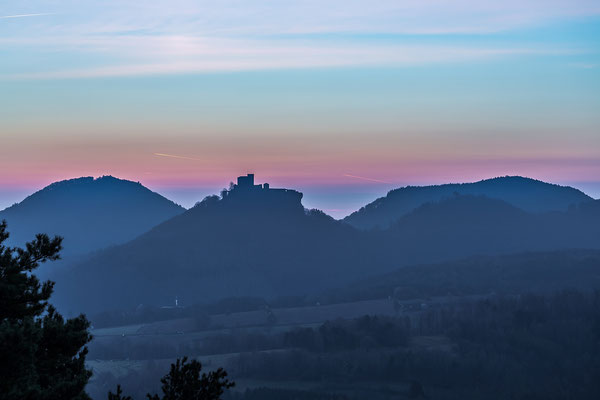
0,220 -> 92,400
108,385 -> 132,400
146,357 -> 234,400
109,357 -> 234,400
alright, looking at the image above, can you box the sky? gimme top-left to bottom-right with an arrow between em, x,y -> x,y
1,1 -> 600,217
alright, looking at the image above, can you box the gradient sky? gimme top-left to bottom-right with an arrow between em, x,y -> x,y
1,1 -> 600,217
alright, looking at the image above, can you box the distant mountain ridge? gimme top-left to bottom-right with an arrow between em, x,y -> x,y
0,176 -> 185,257
52,176 -> 600,315
343,176 -> 592,229
378,194 -> 600,266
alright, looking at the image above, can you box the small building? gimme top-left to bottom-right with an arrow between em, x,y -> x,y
236,173 -> 256,188
228,174 -> 303,206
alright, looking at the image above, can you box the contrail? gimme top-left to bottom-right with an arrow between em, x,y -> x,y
343,174 -> 391,184
153,152 -> 203,161
0,13 -> 56,19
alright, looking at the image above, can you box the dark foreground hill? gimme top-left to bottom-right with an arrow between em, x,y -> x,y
0,176 -> 185,257
53,176 -> 600,315
343,176 -> 592,229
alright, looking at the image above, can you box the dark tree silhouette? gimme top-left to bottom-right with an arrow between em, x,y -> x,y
145,357 -> 234,400
408,380 -> 426,398
0,220 -> 92,400
108,385 -> 132,400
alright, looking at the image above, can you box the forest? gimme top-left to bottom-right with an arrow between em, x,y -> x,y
87,290 -> 600,399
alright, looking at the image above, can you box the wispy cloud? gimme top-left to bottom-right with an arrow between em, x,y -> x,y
4,35 -> 569,79
0,13 -> 55,19
3,1 -> 598,35
570,62 -> 599,69
0,1 -> 597,79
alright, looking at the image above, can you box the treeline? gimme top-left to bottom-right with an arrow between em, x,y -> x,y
230,290 -> 600,399
89,315 -> 409,360
283,315 -> 409,352
323,250 -> 600,304
90,250 -> 600,331
225,388 -> 350,400
90,290 -> 600,399
91,296 -> 309,329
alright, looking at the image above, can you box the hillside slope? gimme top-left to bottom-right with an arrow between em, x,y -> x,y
54,190 -> 600,315
343,176 -> 592,229
54,185 -> 380,313
325,248 -> 600,303
0,176 -> 185,257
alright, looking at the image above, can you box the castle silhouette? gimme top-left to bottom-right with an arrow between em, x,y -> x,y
222,174 -> 303,211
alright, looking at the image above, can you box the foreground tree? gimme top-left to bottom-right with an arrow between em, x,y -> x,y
0,221 -> 92,400
148,357 -> 234,400
107,385 -> 132,400
109,357 -> 234,400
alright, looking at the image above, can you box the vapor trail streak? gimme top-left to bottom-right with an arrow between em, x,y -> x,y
343,174 -> 391,184
0,13 -> 55,19
153,153 -> 203,161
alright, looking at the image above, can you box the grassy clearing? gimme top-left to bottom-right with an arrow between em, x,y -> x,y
92,298 -> 397,338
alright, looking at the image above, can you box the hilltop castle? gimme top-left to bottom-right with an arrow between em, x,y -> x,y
223,174 -> 303,208
232,173 -> 267,191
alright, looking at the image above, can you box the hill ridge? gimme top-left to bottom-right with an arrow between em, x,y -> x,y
0,175 -> 185,258
343,175 -> 592,229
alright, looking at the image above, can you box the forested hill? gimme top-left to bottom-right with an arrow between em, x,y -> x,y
323,249 -> 600,304
375,195 -> 600,266
0,176 -> 185,257
343,176 -> 592,229
53,190 -> 600,315
53,187 -> 378,314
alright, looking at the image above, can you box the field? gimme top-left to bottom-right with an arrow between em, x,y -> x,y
86,296 -> 457,398
92,298 -> 399,337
